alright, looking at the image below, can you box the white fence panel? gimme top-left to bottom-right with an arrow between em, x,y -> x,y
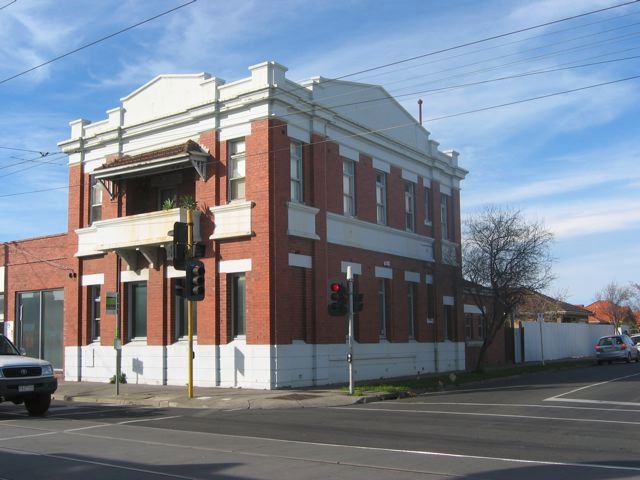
521,322 -> 613,362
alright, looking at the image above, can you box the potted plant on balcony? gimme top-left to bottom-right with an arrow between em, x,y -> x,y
178,195 -> 197,211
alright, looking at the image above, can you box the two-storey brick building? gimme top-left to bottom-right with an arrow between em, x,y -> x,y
3,61 -> 468,388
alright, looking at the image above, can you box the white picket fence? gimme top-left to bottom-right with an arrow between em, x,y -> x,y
514,322 -> 614,363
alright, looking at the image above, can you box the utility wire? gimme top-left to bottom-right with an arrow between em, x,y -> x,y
0,0 -> 197,86
3,69 -> 640,201
0,145 -> 51,155
425,73 -> 640,122
353,7 -> 640,84
334,0 -> 640,81
0,0 -> 16,10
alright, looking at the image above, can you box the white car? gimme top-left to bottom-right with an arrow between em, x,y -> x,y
0,334 -> 58,416
630,334 -> 640,356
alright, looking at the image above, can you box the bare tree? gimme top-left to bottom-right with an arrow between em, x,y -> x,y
463,206 -> 554,371
593,281 -> 636,333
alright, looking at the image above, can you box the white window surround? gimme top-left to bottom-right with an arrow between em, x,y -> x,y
289,253 -> 312,269
375,266 -> 393,279
81,273 -> 105,286
166,266 -> 186,279
287,126 -> 310,144
339,144 -> 359,161
210,200 -> 254,239
121,269 -> 149,282
404,271 -> 420,283
220,259 -> 252,273
425,274 -> 434,285
464,304 -> 484,314
402,170 -> 418,183
440,184 -> 453,196
443,295 -> 455,306
326,212 -> 435,262
287,202 -> 320,240
341,262 -> 362,275
372,158 -> 390,173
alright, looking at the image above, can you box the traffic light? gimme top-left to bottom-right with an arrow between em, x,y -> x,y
185,259 -> 205,301
170,222 -> 188,270
328,278 -> 348,316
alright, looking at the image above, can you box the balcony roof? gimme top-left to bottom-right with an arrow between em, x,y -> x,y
93,140 -> 209,196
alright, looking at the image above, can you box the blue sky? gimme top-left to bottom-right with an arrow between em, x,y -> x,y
1,0 -> 639,305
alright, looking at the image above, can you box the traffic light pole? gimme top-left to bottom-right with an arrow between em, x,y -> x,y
187,208 -> 194,399
347,266 -> 354,395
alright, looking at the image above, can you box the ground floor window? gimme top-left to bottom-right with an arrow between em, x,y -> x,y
89,285 -> 101,341
175,279 -> 197,339
231,273 -> 246,337
407,282 -> 416,339
378,279 -> 388,338
15,289 -> 64,368
444,304 -> 456,341
128,281 -> 147,339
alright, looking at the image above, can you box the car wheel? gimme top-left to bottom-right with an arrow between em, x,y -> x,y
24,394 -> 51,416
608,361 -> 612,364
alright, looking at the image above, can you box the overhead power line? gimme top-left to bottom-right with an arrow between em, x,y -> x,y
334,0 -> 640,81
0,0 -> 197,86
0,0 -> 16,10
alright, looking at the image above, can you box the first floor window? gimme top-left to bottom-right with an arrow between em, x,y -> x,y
90,176 -> 103,223
465,313 -> 473,340
405,181 -> 415,232
343,159 -> 355,216
290,141 -> 303,202
175,280 -> 197,339
89,285 -> 100,341
229,139 -> 246,201
424,186 -> 432,225
375,171 -> 387,225
231,273 -> 246,337
128,282 -> 147,339
441,193 -> 450,240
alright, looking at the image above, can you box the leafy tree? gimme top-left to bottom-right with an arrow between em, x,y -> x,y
593,281 -> 636,333
463,207 -> 554,371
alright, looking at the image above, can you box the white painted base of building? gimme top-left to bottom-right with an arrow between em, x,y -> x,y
64,340 -> 465,389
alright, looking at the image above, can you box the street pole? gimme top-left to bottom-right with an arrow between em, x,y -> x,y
115,255 -> 121,396
347,266 -> 354,395
187,208 -> 194,399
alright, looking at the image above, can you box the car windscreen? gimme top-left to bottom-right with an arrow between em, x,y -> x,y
0,335 -> 20,355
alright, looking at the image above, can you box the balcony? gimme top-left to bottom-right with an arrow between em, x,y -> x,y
75,208 -> 201,270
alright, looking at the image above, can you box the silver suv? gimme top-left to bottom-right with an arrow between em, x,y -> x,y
0,334 -> 58,416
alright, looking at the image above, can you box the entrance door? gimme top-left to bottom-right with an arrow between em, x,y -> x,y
16,289 -> 64,369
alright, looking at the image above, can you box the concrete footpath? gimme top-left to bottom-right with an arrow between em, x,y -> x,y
53,379 -> 394,410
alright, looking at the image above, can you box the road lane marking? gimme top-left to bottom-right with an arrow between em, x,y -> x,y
64,424 -> 640,475
401,401 -> 640,413
544,371 -> 640,405
0,446 -> 198,479
332,405 -> 640,426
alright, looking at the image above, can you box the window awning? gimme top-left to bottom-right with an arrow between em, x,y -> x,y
92,140 -> 210,198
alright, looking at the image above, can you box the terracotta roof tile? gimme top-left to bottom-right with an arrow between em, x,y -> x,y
96,140 -> 203,170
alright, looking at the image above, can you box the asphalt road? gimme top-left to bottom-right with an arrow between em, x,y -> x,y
1,363 -> 640,479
